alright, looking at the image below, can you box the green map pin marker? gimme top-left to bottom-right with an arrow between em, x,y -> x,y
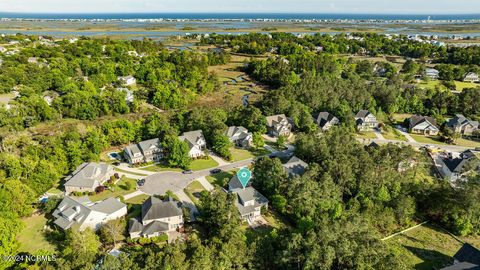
237,167 -> 251,189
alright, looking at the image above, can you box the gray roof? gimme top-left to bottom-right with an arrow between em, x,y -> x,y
125,143 -> 141,156
226,126 -> 251,141
64,162 -> 112,188
355,110 -> 372,119
128,218 -> 144,233
228,174 -> 247,191
440,262 -> 480,270
409,115 -> 439,129
142,220 -> 169,235
179,130 -> 205,148
234,187 -> 268,215
283,156 -> 308,177
447,114 -> 479,129
138,138 -> 161,152
266,114 -> 288,127
314,112 -> 339,128
91,197 -> 127,214
442,150 -> 480,174
141,197 -> 183,221
454,244 -> 480,266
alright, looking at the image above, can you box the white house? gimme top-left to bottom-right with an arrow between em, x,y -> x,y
266,114 -> 292,137
124,138 -> 163,165
128,197 -> 184,239
355,110 -> 379,131
179,130 -> 207,158
425,68 -> 440,80
447,114 -> 479,136
438,150 -> 480,183
314,112 -> 339,131
464,72 -> 480,83
225,126 -> 253,148
64,163 -> 114,194
117,75 -> 136,86
53,196 -> 127,231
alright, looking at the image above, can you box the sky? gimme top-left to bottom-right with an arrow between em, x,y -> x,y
1,0 -> 480,14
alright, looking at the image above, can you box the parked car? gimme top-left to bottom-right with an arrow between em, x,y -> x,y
210,168 -> 221,174
137,179 -> 145,186
182,170 -> 194,174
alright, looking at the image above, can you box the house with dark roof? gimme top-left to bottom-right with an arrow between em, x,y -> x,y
409,115 -> 440,136
355,110 -> 378,131
439,150 -> 480,182
441,244 -> 480,270
179,130 -> 207,158
228,174 -> 248,192
52,196 -> 127,231
64,163 -> 114,194
233,187 -> 268,223
283,156 -> 308,177
124,138 -> 163,165
266,114 -> 292,137
447,114 -> 479,136
225,126 -> 253,148
314,112 -> 339,131
128,197 -> 184,239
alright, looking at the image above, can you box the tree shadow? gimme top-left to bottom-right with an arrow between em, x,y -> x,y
404,245 -> 453,270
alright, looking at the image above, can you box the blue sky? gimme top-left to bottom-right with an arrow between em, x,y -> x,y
1,0 -> 480,14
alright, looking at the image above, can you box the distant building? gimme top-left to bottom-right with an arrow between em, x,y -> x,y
464,72 -> 480,83
53,196 -> 127,231
438,150 -> 480,182
447,114 -> 479,136
355,110 -> 378,131
425,68 -> 440,80
314,112 -> 339,131
116,87 -> 134,103
266,114 -> 292,137
124,138 -> 163,165
282,156 -> 308,177
64,163 -> 114,194
179,130 -> 207,158
408,115 -> 440,136
225,126 -> 253,148
117,75 -> 136,86
128,197 -> 183,239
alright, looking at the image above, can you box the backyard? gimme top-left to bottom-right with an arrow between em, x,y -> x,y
184,180 -> 206,205
416,80 -> 478,92
17,214 -> 56,254
230,147 -> 270,162
356,131 -> 377,140
83,177 -> 138,201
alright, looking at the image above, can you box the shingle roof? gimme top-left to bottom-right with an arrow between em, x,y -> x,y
454,244 -> 480,265
90,197 -> 126,214
138,138 -> 161,152
128,218 -> 144,233
226,126 -> 251,141
64,162 -> 112,188
314,112 -> 339,128
447,114 -> 479,129
141,197 -> 183,221
266,114 -> 288,127
228,174 -> 246,191
142,220 -> 169,235
179,130 -> 205,149
355,110 -> 372,119
283,156 -> 308,177
410,115 -> 439,130
233,187 -> 269,216
440,262 -> 480,270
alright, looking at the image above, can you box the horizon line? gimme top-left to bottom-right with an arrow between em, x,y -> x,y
1,11 -> 480,15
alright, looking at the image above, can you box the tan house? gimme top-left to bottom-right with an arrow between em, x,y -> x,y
409,115 -> 440,136
266,114 -> 292,137
447,114 -> 479,136
64,163 -> 114,194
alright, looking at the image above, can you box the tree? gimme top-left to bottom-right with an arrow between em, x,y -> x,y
252,157 -> 288,197
99,218 -> 126,246
163,135 -> 191,169
276,135 -> 286,148
0,212 -> 24,270
212,133 -> 232,160
252,132 -> 265,148
59,228 -> 101,269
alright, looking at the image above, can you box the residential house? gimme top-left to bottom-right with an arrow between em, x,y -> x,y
225,126 -> 253,148
128,197 -> 184,239
314,112 -> 339,131
52,196 -> 127,231
426,68 -> 440,80
124,138 -> 163,165
409,115 -> 440,135
464,72 -> 480,83
179,130 -> 207,158
117,75 -> 136,86
283,156 -> 308,177
116,87 -> 134,103
355,110 -> 379,131
232,187 -> 269,222
228,174 -> 248,192
64,163 -> 114,194
447,114 -> 479,136
266,114 -> 292,137
439,150 -> 480,182
27,57 -> 38,64
440,244 -> 480,270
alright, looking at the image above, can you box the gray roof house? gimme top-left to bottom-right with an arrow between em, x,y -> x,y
409,115 -> 440,136
439,150 -> 480,183
440,244 -> 480,270
447,114 -> 479,136
228,174 -> 249,192
226,126 -> 253,148
266,114 -> 292,137
124,138 -> 163,165
314,112 -> 339,131
355,110 -> 378,131
283,156 -> 308,177
117,75 -> 136,86
64,163 -> 114,194
426,68 -> 440,80
128,197 -> 184,239
53,196 -> 127,231
179,130 -> 207,158
464,72 -> 480,83
232,187 -> 269,223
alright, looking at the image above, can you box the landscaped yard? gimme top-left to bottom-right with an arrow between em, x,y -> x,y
84,177 -> 138,201
382,127 -> 407,141
141,163 -> 183,172
114,167 -> 149,176
125,194 -> 150,205
17,214 -> 56,253
188,156 -> 219,171
206,170 -> 235,187
356,132 -> 377,139
230,147 -> 270,162
386,224 -> 478,270
454,138 -> 480,148
416,80 -> 478,92
184,180 -> 206,205
410,134 -> 448,145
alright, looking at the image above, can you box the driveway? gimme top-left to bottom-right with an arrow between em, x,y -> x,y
358,138 -> 472,152
395,128 -> 416,143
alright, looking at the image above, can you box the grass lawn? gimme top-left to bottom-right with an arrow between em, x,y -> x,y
391,113 -> 413,124
454,138 -> 480,148
230,147 -> 270,162
410,134 -> 448,145
141,163 -> 183,172
454,81 -> 479,91
188,156 -> 219,171
125,194 -> 150,205
184,180 -> 206,205
114,167 -> 149,176
356,132 -> 377,139
416,80 -> 478,92
46,187 -> 63,195
85,177 -> 137,201
206,171 -> 235,187
386,224 -> 473,270
17,214 -> 56,253
244,210 -> 291,243
382,127 -> 407,141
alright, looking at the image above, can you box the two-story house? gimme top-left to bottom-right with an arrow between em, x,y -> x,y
314,112 -> 339,131
128,197 -> 184,239
117,75 -> 136,86
439,150 -> 480,183
124,138 -> 163,165
179,130 -> 207,158
447,114 -> 479,136
233,187 -> 269,223
64,162 -> 114,194
266,114 -> 292,137
463,72 -> 480,83
355,110 -> 379,131
225,126 -> 253,148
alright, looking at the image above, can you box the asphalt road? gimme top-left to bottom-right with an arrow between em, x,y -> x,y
358,138 -> 474,152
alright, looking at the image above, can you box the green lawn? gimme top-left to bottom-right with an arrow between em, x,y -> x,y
114,167 -> 149,176
188,156 -> 219,171
410,134 -> 448,145
230,147 -> 269,162
46,187 -> 63,195
416,80 -> 478,92
206,171 -> 235,187
356,132 -> 377,139
141,163 -> 183,172
84,177 -> 137,201
386,224 -> 471,270
382,127 -> 407,141
454,81 -> 479,91
454,138 -> 480,148
125,194 -> 150,205
243,210 -> 291,243
17,214 -> 56,253
184,180 -> 206,205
